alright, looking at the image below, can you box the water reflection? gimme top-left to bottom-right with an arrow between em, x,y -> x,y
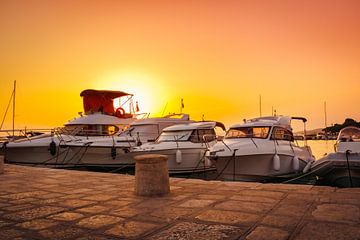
297,140 -> 336,160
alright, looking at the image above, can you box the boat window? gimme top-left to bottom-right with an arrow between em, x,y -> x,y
189,129 -> 216,143
63,125 -> 119,136
225,127 -> 270,139
338,127 -> 360,142
270,127 -> 294,141
156,130 -> 192,142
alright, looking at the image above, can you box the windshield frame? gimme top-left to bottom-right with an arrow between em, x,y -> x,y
225,126 -> 271,139
156,130 -> 193,142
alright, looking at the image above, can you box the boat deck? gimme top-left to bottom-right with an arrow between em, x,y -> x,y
1,164 -> 360,239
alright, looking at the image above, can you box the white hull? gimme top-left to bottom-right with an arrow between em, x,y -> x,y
213,153 -> 308,181
136,148 -> 215,174
64,146 -> 138,167
3,145 -> 76,167
310,152 -> 360,187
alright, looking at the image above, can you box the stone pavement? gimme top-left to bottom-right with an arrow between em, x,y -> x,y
0,164 -> 360,240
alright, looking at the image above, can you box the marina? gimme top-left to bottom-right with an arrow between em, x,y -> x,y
1,1 -> 360,238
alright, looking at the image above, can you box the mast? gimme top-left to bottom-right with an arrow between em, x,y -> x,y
12,80 -> 16,139
324,101 -> 328,139
259,95 -> 262,117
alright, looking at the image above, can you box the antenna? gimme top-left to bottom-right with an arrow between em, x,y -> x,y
12,80 -> 16,139
180,98 -> 184,113
324,101 -> 328,139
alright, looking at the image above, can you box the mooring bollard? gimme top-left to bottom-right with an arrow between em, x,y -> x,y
0,155 -> 4,174
134,154 -> 170,197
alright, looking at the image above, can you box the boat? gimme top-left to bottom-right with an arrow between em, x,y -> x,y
62,114 -> 194,169
2,89 -> 139,166
208,116 -> 315,182
133,121 -> 226,174
309,126 -> 360,187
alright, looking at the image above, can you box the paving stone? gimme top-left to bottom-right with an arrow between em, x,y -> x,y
245,226 -> 289,240
271,203 -> 309,217
311,203 -> 360,224
214,200 -> 274,213
1,191 -> 48,200
77,215 -> 123,229
3,206 -> 66,221
76,205 -> 109,214
239,189 -> 285,199
178,199 -> 215,208
76,236 -> 118,240
82,194 -> 116,201
260,214 -> 301,229
294,222 -> 360,240
58,199 -> 95,208
196,209 -> 259,225
1,204 -> 34,212
149,207 -> 198,222
147,221 -> 244,240
105,221 -> 158,238
196,194 -> 228,200
48,211 -> 85,221
0,228 -> 25,240
111,206 -> 143,218
16,218 -> 59,230
102,199 -> 132,207
35,192 -> 65,199
230,194 -> 279,204
39,225 -> 87,240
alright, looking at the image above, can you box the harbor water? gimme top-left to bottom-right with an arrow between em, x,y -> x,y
298,140 -> 337,160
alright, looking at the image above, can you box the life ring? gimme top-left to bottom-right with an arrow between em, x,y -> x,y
115,107 -> 126,118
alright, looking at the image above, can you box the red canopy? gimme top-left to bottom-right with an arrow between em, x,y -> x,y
80,89 -> 132,115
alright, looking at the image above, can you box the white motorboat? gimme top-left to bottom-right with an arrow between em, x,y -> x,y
63,114 -> 194,168
309,126 -> 360,187
133,121 -> 226,174
3,89 -> 138,166
208,116 -> 315,182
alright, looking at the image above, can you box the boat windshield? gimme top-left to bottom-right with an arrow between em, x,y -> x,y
156,130 -> 192,142
338,127 -> 360,142
119,124 -> 159,139
225,127 -> 270,139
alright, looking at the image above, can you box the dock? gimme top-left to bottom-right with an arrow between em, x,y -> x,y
1,164 -> 360,240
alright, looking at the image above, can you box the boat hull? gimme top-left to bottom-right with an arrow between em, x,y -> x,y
212,153 -> 308,182
135,148 -> 215,174
64,145 -> 138,168
3,145 -> 74,167
310,152 -> 360,187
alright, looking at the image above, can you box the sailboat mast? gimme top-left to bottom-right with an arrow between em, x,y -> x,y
12,80 -> 16,139
324,101 -> 328,139
259,95 -> 262,117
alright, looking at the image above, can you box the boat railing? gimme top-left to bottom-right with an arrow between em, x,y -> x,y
0,128 -> 56,142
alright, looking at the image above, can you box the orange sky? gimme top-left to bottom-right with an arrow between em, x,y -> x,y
1,0 -> 360,131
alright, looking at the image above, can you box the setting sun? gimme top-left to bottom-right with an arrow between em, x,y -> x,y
92,71 -> 172,117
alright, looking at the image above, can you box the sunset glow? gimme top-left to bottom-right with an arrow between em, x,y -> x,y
1,0 -> 359,131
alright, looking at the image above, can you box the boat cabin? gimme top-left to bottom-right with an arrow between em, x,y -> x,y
156,122 -> 225,143
225,116 -> 299,142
